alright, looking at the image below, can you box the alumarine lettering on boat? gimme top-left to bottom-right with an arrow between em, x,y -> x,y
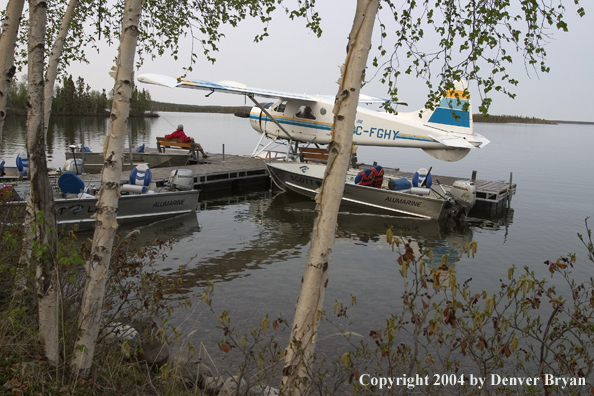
153,199 -> 186,208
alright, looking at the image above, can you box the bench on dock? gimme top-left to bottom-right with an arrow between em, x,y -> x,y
299,147 -> 329,164
156,137 -> 199,160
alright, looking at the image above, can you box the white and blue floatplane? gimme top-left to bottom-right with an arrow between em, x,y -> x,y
137,74 -> 489,162
137,73 -> 485,219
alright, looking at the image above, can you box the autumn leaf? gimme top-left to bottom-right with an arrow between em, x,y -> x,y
403,245 -> 415,261
220,342 -> 231,353
502,343 -> 511,357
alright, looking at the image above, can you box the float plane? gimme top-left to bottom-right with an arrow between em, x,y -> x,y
137,74 -> 490,162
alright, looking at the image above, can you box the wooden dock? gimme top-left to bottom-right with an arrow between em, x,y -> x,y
77,154 -> 515,215
78,153 -> 270,199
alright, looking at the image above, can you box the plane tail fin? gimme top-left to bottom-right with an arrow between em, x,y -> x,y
425,80 -> 473,135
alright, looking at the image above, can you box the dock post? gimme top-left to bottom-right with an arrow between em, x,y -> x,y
127,129 -> 133,167
471,170 -> 477,182
507,172 -> 513,208
79,129 -> 86,174
222,144 -> 225,162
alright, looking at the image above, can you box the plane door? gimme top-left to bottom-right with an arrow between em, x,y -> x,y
263,101 -> 288,138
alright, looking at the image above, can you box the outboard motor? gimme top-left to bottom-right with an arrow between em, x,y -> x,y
63,158 -> 83,174
449,180 -> 477,214
16,152 -> 28,177
169,169 -> 194,191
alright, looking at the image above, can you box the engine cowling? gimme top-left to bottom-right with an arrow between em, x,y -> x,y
169,169 -> 194,191
449,180 -> 476,213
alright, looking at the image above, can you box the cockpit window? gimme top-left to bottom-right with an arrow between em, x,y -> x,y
295,105 -> 316,120
261,102 -> 274,109
273,101 -> 287,113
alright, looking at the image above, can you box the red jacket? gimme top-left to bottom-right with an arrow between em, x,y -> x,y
165,130 -> 193,142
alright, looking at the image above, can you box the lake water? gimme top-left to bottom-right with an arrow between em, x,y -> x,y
2,113 -> 594,374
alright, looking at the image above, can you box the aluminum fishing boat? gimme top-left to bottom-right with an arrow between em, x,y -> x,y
1,165 -> 199,230
65,148 -> 193,174
265,161 -> 476,220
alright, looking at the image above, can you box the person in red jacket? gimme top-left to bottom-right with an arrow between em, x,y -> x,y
165,124 -> 208,158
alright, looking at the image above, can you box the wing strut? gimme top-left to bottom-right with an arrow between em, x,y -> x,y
247,94 -> 295,143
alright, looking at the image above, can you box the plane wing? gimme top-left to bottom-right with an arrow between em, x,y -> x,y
137,73 -> 402,105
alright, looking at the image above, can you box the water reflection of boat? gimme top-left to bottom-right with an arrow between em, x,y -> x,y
77,212 -> 200,249
169,192 -> 475,294
265,192 -> 474,265
266,192 -> 450,239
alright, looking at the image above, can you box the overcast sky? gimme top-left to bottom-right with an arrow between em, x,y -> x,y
5,1 -> 593,121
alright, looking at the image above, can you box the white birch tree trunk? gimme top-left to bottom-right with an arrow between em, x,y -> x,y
280,0 -> 379,393
44,0 -> 78,140
0,0 -> 25,145
71,0 -> 143,377
26,0 -> 59,366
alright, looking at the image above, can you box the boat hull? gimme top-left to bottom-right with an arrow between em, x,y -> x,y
2,189 -> 200,230
54,190 -> 200,229
65,149 -> 192,173
266,162 -> 447,219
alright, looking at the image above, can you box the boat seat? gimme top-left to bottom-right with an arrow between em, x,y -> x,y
58,171 -> 85,196
130,163 -> 152,186
299,147 -> 329,164
412,168 -> 432,187
16,152 -> 28,177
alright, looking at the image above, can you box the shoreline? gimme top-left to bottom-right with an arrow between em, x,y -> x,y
6,106 -> 594,125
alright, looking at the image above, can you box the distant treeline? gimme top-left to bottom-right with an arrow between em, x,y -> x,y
151,101 -> 252,114
473,114 -> 556,124
6,75 -> 153,117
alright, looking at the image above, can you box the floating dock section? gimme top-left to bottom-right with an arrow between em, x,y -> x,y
79,154 -> 270,199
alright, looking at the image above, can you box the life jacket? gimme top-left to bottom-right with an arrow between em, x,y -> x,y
371,165 -> 384,188
354,168 -> 374,186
